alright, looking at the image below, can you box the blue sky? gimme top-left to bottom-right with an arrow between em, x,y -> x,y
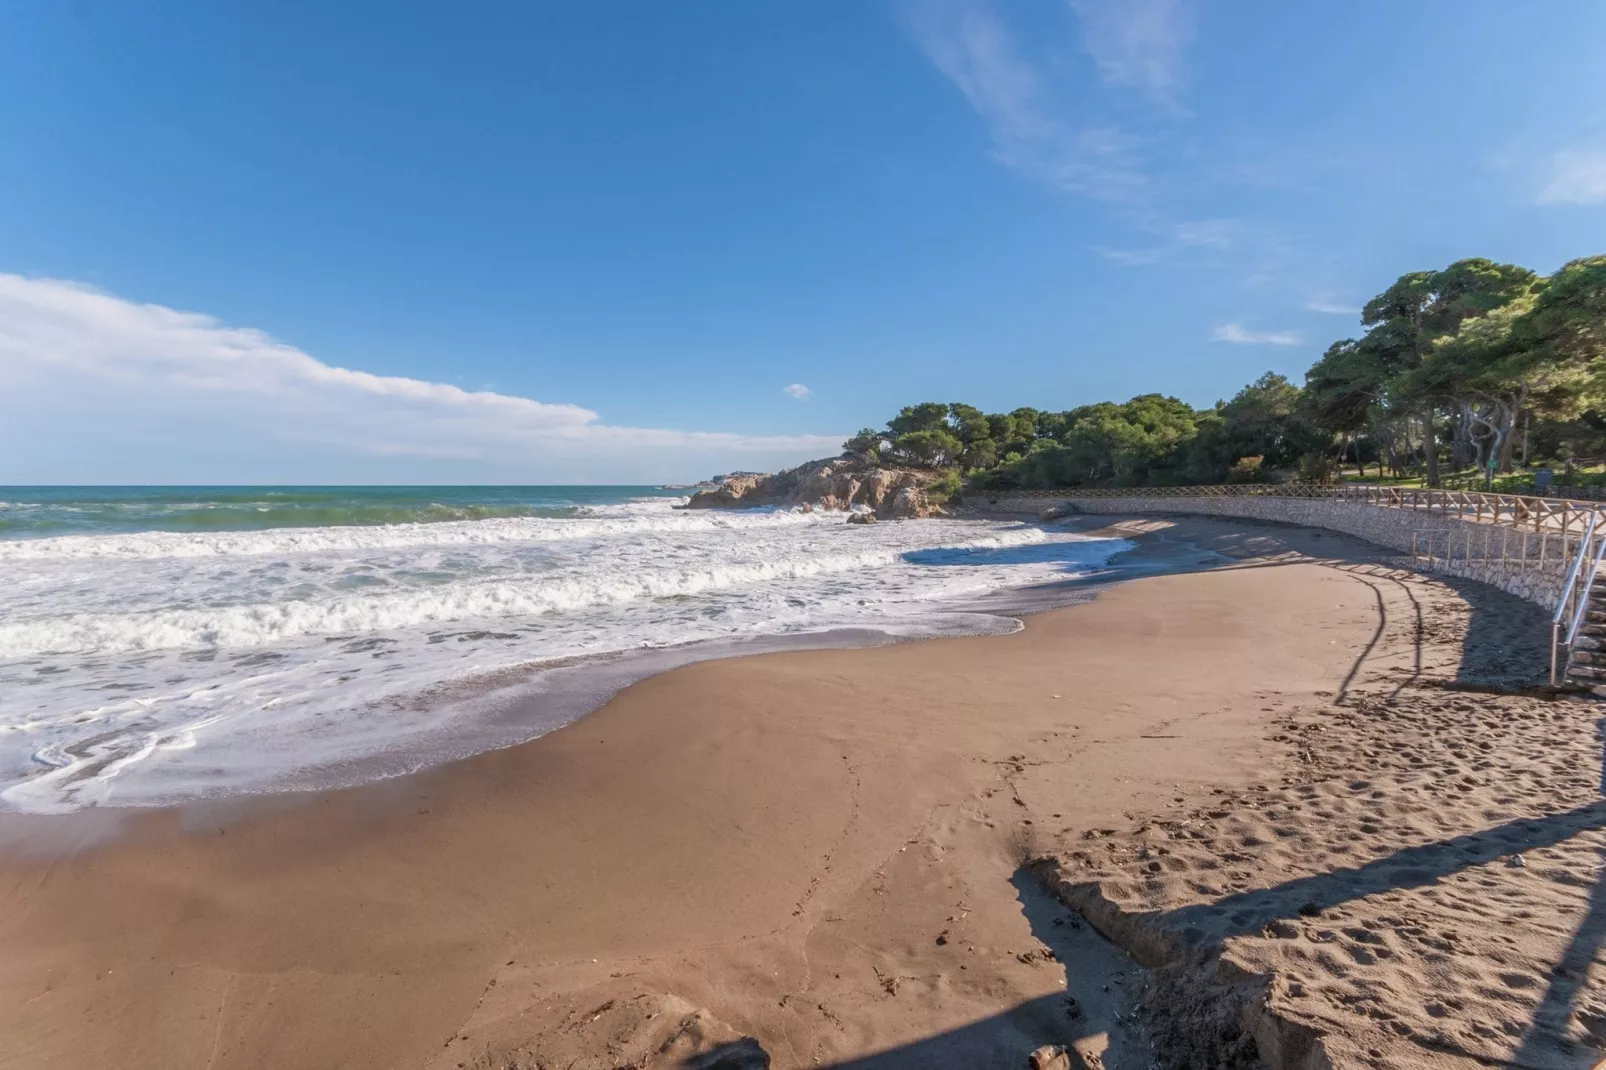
2,1 -> 1605,483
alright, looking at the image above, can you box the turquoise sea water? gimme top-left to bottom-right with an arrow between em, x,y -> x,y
0,485 -> 684,538
0,485 -> 1131,814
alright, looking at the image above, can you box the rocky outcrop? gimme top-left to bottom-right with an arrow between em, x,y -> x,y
682,456 -> 946,519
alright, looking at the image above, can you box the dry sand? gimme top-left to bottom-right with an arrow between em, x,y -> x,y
0,516 -> 1601,1069
1036,526 -> 1606,1070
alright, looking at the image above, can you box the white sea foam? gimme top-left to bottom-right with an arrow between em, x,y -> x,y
0,499 -> 832,561
0,502 -> 1130,814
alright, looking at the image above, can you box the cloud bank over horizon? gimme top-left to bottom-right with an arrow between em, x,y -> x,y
0,275 -> 843,484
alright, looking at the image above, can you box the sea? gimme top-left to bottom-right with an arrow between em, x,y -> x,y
0,486 -> 1132,814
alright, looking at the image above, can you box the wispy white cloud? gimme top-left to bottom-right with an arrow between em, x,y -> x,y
1168,218 -> 1234,247
904,0 -> 1146,200
1213,323 -> 1301,346
1069,0 -> 1189,106
1093,217 -> 1238,265
1091,245 -> 1168,266
908,2 -> 1046,148
1537,148 -> 1606,205
1304,297 -> 1360,316
0,275 -> 842,481
784,383 -> 812,400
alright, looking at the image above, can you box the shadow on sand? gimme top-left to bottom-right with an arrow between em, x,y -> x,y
674,868 -> 1139,1069
781,794 -> 1606,1069
685,549 -> 1605,1068
818,869 -> 1139,1069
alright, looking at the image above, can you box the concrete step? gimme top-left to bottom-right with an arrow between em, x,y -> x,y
1566,662 -> 1606,680
1574,635 -> 1605,652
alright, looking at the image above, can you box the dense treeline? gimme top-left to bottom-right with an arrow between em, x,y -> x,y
845,255 -> 1606,492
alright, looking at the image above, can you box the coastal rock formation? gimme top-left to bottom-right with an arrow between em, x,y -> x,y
683,456 -> 945,518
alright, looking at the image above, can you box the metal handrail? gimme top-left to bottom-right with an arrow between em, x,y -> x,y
1566,529 -> 1606,646
1555,512 -> 1598,630
1552,512 -> 1605,684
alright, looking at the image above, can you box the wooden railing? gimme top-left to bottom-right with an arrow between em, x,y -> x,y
978,483 -> 1606,536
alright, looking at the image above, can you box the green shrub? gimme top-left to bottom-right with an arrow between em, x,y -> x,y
925,469 -> 962,505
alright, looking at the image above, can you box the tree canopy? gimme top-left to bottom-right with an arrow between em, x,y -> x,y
842,253 -> 1606,491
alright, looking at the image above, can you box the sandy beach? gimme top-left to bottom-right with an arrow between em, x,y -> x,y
2,516 -> 1602,1069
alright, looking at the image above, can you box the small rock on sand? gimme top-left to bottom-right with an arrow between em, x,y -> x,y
1029,1045 -> 1070,1070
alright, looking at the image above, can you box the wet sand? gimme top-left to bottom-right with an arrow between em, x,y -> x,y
1,516 -> 1596,1069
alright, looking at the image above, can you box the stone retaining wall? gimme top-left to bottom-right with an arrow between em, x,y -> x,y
982,494 -> 1571,611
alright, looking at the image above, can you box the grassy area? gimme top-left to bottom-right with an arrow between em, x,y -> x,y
1340,463 -> 1606,493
